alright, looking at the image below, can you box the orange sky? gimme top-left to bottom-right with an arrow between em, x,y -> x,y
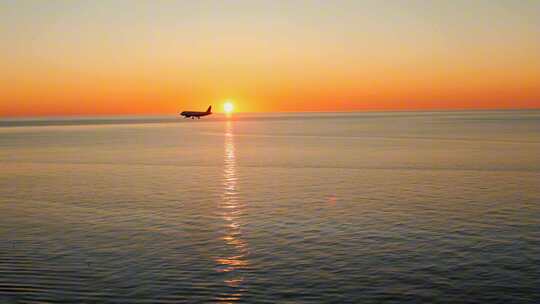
1,1 -> 539,117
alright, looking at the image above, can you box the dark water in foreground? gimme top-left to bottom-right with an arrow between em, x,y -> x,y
1,111 -> 539,303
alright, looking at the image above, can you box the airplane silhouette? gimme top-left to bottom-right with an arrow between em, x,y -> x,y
180,106 -> 212,119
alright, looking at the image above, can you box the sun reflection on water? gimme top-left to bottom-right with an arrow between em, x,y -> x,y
215,120 -> 249,302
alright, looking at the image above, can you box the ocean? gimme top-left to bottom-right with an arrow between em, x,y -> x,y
1,111 -> 539,303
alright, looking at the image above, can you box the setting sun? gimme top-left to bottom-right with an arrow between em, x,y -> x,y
224,101 -> 234,114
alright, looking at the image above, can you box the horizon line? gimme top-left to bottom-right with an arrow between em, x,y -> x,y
2,106 -> 540,120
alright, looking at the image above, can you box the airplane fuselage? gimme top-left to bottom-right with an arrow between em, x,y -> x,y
180,106 -> 212,119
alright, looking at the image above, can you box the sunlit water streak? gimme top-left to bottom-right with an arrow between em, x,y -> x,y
214,120 -> 249,302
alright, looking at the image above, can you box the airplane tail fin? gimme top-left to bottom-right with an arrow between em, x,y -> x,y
206,105 -> 212,113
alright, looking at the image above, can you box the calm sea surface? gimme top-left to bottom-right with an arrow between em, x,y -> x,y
1,111 -> 539,303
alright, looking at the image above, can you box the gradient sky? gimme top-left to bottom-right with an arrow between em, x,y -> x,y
1,0 -> 539,116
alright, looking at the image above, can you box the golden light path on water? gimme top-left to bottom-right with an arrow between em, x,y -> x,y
215,120 -> 249,303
